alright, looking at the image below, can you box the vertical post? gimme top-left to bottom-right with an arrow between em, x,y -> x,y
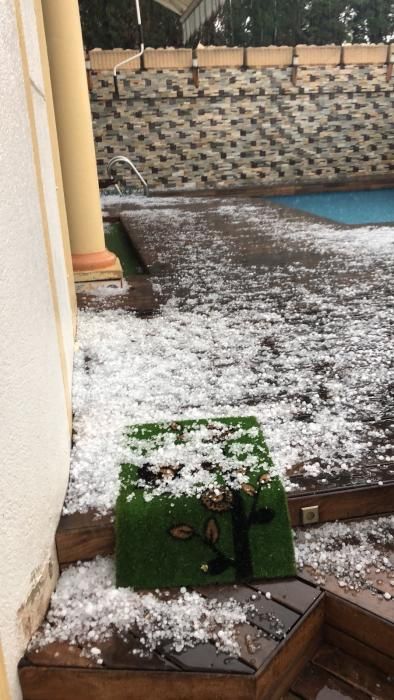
192,50 -> 199,88
340,44 -> 345,69
386,43 -> 393,82
41,0 -> 118,274
291,48 -> 299,86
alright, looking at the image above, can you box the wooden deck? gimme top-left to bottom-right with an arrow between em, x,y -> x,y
19,571 -> 394,700
117,197 -> 393,496
19,577 -> 325,700
26,198 -> 392,700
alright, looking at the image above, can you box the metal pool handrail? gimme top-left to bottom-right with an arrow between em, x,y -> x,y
107,155 -> 150,196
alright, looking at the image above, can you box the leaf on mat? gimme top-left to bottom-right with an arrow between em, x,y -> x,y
205,518 -> 220,544
169,524 -> 195,540
242,483 -> 256,496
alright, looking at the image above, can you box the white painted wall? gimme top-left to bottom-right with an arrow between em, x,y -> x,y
20,0 -> 75,381
0,2 -> 74,698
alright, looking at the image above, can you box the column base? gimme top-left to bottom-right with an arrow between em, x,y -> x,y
73,256 -> 123,284
72,249 -> 117,272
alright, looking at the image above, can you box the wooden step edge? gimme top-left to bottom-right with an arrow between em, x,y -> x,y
255,594 -> 325,700
287,481 -> 394,527
18,598 -> 325,700
56,511 -> 115,566
324,592 -> 394,660
18,663 -> 255,700
56,483 -> 394,567
313,640 -> 394,696
324,625 -> 394,677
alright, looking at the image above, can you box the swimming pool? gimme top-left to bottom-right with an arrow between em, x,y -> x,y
269,188 -> 394,225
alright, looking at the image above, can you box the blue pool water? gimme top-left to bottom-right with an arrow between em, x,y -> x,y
270,188 -> 394,225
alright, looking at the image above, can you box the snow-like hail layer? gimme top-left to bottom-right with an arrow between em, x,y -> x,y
296,515 -> 393,597
29,557 -> 256,660
126,422 -> 268,500
30,517 -> 393,661
66,197 -> 393,514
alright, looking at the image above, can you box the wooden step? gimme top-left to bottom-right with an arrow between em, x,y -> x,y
19,571 -> 394,700
56,483 -> 394,568
288,640 -> 394,699
282,586 -> 394,699
19,582 -> 324,700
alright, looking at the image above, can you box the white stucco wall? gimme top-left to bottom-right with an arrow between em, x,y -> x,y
0,2 -> 74,698
19,0 -> 74,380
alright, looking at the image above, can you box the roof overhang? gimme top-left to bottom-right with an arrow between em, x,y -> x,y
153,0 -> 226,43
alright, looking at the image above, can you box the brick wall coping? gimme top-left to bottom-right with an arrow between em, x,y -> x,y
88,43 -> 393,71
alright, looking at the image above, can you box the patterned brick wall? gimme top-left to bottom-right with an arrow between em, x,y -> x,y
90,65 -> 394,191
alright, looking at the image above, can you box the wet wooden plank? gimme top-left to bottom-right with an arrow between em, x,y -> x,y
291,663 -> 371,699
256,596 -> 325,700
251,578 -> 320,614
325,593 -> 394,658
233,623 -> 277,670
313,644 -> 394,699
163,642 -> 254,674
18,665 -> 254,700
324,578 -> 394,625
324,626 -> 394,677
365,569 -> 394,596
196,583 -> 300,637
25,635 -> 177,673
25,643 -> 100,669
98,634 -> 177,671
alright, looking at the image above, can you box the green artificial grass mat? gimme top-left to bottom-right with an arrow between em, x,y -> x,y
116,417 -> 296,590
104,223 -> 143,276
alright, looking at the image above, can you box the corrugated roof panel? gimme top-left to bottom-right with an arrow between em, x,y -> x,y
153,0 -> 225,42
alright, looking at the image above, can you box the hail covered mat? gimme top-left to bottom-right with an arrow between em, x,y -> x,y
116,417 -> 295,589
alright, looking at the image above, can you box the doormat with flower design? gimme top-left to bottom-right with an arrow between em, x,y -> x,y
116,416 -> 295,590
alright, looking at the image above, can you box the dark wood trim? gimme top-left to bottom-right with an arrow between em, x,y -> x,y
147,175 -> 394,200
255,595 -> 325,700
56,483 -> 394,566
324,593 -> 394,660
102,214 -> 121,223
312,643 -> 394,698
18,664 -> 255,700
324,625 -> 394,676
287,482 -> 394,527
56,511 -> 114,565
290,660 -> 372,700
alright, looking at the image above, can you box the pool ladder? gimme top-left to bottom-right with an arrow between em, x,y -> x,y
107,155 -> 149,197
